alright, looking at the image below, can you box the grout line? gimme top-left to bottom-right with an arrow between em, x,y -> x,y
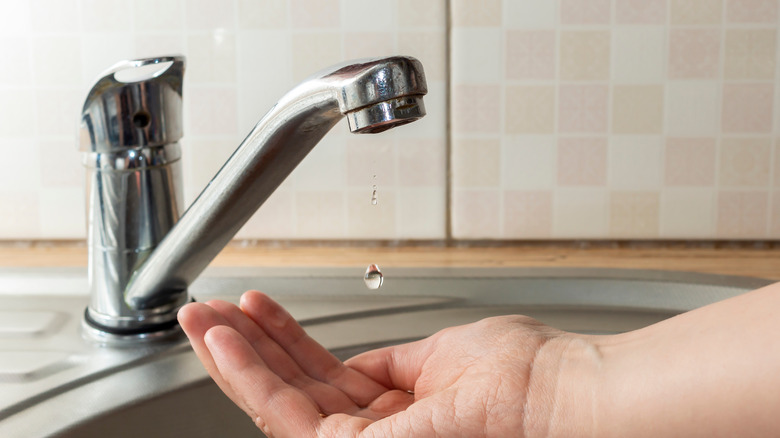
444,0 -> 453,244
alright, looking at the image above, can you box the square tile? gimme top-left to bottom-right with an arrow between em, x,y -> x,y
344,0 -> 396,31
503,191 -> 553,238
30,0 -> 78,33
717,191 -> 769,237
505,30 -> 556,80
719,137 -> 772,187
670,0 -> 723,24
665,81 -> 719,136
610,136 -> 663,190
0,91 -> 36,138
290,0 -> 340,28
398,0 -> 446,27
0,37 -> 32,86
452,138 -> 501,188
504,0 -> 556,28
0,139 -> 39,188
452,189 -> 500,238
612,27 -> 666,83
344,32 -> 396,60
722,83 -> 774,133
660,189 -> 716,237
186,33 -> 237,83
557,137 -> 608,186
185,0 -> 235,30
295,191 -> 346,238
38,140 -> 82,188
616,0 -> 667,24
346,190 -> 396,238
502,136 -> 556,189
236,189 -> 295,239
291,32 -> 341,82
452,84 -> 501,133
609,191 -> 660,237
294,134 -> 347,189
345,136 -> 393,188
560,31 -> 611,81
396,187 -> 446,239
39,188 -> 85,238
452,29 -> 502,84
237,0 -> 287,29
134,0 -> 183,30
726,0 -> 779,23
553,189 -> 609,237
0,191 -> 40,239
452,0 -> 501,26
33,36 -> 82,87
186,86 -> 239,136
668,29 -> 721,79
505,85 -> 555,134
82,0 -> 131,32
558,84 -> 608,133
398,31 -> 447,82
724,29 -> 777,80
664,138 -> 717,186
397,137 -> 446,187
612,85 -> 665,134
560,0 -> 611,24
0,1 -> 30,34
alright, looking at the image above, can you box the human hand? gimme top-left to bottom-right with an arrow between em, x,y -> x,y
178,291 -> 591,437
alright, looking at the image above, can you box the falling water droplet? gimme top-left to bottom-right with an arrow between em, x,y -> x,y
364,264 -> 383,290
371,184 -> 378,205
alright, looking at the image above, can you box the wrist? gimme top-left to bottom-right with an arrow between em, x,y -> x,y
523,333 -> 606,437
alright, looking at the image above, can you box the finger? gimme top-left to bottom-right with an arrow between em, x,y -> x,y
178,302 -> 239,401
240,291 -> 388,406
205,325 -> 322,438
344,338 -> 433,393
206,299 -> 359,415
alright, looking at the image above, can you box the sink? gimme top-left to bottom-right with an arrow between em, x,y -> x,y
0,266 -> 770,437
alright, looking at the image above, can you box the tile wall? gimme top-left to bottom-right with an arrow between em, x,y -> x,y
0,0 -> 779,241
452,0 -> 780,239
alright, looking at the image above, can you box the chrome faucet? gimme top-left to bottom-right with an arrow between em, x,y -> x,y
80,55 -> 427,341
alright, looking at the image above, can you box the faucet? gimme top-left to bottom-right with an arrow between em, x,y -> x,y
80,55 -> 427,341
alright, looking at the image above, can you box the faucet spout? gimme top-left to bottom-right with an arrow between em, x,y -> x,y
123,56 -> 426,313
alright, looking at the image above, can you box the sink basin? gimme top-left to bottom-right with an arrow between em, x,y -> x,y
0,267 -> 770,437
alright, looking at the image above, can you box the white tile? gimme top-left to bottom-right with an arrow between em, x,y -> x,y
237,31 -> 293,92
81,0 -> 132,32
237,0 -> 288,29
32,36 -> 82,87
134,34 -> 185,59
39,187 -> 85,238
0,1 -> 31,34
38,139 -> 83,188
0,91 -> 36,138
504,0 -> 557,28
186,86 -> 239,136
502,135 -> 555,189
660,189 -> 716,237
553,189 -> 609,237
343,0 -> 396,31
30,0 -> 78,33
134,0 -> 184,31
396,187 -> 446,238
184,0 -> 235,31
665,81 -> 719,136
612,27 -> 666,83
451,28 -> 502,84
609,136 -> 663,189
185,32 -> 237,83
0,191 -> 40,239
0,37 -> 32,86
81,33 -> 135,85
36,89 -> 81,137
0,139 -> 39,188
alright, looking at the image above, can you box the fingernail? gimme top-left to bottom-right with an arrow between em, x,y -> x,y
270,305 -> 288,329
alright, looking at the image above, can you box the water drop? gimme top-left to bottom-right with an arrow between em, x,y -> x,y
371,184 -> 378,205
364,264 -> 383,290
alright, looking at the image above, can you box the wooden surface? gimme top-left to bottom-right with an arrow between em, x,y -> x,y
1,243 -> 778,280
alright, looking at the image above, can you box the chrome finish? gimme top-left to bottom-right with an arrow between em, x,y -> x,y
80,56 -> 427,337
81,56 -> 186,337
123,56 -> 426,312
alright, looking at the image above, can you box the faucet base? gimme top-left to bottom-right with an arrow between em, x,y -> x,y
81,301 -> 191,345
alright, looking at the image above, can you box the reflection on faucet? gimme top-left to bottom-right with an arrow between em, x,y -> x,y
80,55 -> 427,341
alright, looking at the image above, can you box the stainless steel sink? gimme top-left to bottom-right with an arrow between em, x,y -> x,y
0,267 -> 770,438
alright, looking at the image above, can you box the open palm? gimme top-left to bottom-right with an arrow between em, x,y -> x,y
178,291 -> 567,437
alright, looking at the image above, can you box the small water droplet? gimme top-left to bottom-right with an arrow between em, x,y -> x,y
364,264 -> 383,290
371,184 -> 378,205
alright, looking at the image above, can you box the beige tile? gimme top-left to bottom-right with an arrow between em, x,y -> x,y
236,189 -> 295,239
453,84 -> 501,133
293,133 -> 347,189
664,138 -> 717,186
344,0 -> 396,32
290,0 -> 340,28
558,84 -> 608,133
505,1 -> 556,28
505,85 -> 555,134
719,138 -> 772,187
186,33 -> 237,83
398,0 -> 445,27
344,32 -> 395,60
291,32 -> 342,82
346,190 -> 396,238
397,137 -> 446,187
505,30 -> 556,80
560,31 -> 610,81
502,136 -> 556,189
610,136 -> 663,190
612,85 -> 664,134
452,28 -> 502,83
452,138 -> 501,188
616,0 -> 667,24
0,191 -> 40,239
668,29 -> 721,79
670,0 -> 723,24
775,141 -> 780,187
557,137 -> 608,186
346,136 -> 394,187
665,81 -> 719,136
237,0 -> 287,29
452,189 -> 500,238
553,189 -> 609,237
726,0 -> 779,23
184,138 -> 240,203
660,189 -> 716,237
503,191 -> 553,238
397,187 -> 446,239
722,83 -> 775,133
772,191 -> 780,237
724,29 -> 777,80
398,32 -> 446,82
717,190 -> 769,237
451,0 -> 501,26
610,191 -> 660,238
295,191 -> 346,238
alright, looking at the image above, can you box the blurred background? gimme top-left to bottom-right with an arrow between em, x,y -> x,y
0,0 -> 778,242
